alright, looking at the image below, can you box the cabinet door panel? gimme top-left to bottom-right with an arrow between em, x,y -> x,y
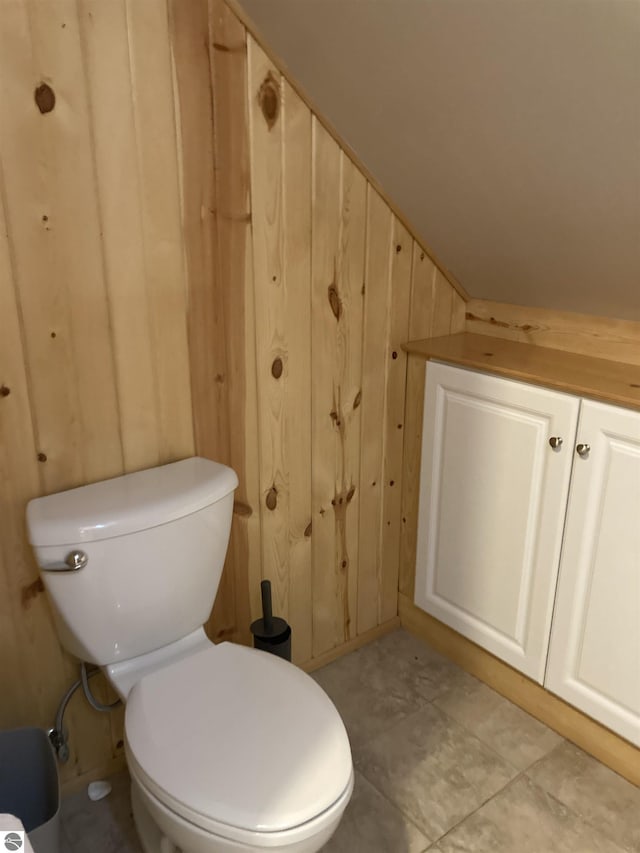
415,362 -> 579,681
546,400 -> 640,745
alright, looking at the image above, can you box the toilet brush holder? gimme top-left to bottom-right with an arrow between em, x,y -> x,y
250,580 -> 291,661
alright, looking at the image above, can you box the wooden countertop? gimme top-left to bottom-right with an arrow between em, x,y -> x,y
403,333 -> 640,411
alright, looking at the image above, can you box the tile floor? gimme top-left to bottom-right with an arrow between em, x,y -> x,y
60,629 -> 640,852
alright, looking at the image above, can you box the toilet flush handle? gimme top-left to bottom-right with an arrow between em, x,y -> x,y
41,550 -> 88,572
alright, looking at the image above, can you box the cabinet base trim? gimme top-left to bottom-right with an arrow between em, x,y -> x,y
399,593 -> 639,787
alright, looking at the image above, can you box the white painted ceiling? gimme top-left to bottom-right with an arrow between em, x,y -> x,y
237,0 -> 640,321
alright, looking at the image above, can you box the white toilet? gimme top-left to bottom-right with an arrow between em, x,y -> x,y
26,457 -> 353,853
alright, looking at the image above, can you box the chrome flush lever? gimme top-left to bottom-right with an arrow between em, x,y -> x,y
41,550 -> 88,573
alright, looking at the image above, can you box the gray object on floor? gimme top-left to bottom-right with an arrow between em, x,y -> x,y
0,727 -> 60,853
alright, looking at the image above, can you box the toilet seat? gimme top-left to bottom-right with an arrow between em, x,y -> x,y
124,642 -> 353,844
129,761 -> 353,851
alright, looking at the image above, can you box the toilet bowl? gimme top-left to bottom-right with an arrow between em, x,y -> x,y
26,458 -> 353,852
118,637 -> 353,853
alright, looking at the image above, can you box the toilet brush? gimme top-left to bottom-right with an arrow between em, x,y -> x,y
250,580 -> 292,661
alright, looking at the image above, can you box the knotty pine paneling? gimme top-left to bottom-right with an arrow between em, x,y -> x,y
0,0 -> 193,788
195,16 -> 465,660
398,252 -> 467,600
0,0 -> 465,788
310,123 -> 366,655
465,299 -> 640,367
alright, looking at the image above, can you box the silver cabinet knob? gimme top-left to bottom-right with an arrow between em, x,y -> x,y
576,443 -> 591,458
549,436 -> 563,450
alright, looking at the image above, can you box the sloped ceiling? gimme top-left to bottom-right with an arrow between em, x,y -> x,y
236,0 -> 640,321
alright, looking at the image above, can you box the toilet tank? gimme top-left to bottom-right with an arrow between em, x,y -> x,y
26,458 -> 238,666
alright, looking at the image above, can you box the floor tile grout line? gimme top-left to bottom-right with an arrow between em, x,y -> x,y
430,768 -> 633,853
350,643 -> 533,842
380,629 -> 567,777
397,628 -> 573,770
522,772 -> 632,852
350,634 -> 565,848
354,700 -> 525,846
352,765 -> 437,849
521,737 -> 567,780
521,753 -> 637,853
431,766 -> 531,848
429,693 -> 565,778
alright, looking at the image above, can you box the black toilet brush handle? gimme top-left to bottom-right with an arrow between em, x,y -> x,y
261,580 -> 273,633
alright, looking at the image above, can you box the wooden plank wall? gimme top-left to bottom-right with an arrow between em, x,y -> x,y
465,299 -> 640,367
178,2 -> 466,666
0,0 -> 463,787
398,261 -> 466,600
0,0 -> 193,788
6,0 -> 633,791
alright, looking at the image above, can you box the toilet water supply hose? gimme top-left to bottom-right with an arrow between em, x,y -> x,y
49,663 -> 121,762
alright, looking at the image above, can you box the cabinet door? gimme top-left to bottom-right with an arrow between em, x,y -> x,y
545,400 -> 640,745
415,362 -> 579,681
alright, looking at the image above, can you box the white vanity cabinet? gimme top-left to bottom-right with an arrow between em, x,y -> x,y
545,400 -> 640,746
415,361 -> 580,682
415,360 -> 640,746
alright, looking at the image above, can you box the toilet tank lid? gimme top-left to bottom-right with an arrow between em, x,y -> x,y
26,457 -> 238,546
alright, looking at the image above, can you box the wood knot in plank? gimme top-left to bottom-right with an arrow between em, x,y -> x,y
258,71 -> 280,130
332,487 -> 353,517
265,486 -> 278,511
37,452 -> 47,462
328,283 -> 342,321
329,409 -> 341,427
233,500 -> 253,518
304,521 -> 312,537
353,390 -> 361,410
0,385 -> 10,397
21,577 -> 44,609
212,41 -> 245,55
271,357 -> 283,379
34,83 -> 55,114
489,316 -> 509,328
